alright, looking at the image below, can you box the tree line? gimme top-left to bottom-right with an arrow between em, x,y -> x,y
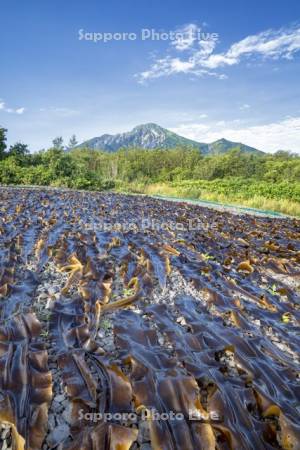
0,127 -> 299,192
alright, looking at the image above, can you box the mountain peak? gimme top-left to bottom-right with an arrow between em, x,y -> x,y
77,124 -> 263,155
213,138 -> 230,143
132,123 -> 162,131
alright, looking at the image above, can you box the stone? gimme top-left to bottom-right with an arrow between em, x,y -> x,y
104,343 -> 115,352
46,298 -> 53,309
48,363 -> 57,370
129,444 -> 139,450
158,336 -> 164,346
62,407 -> 72,425
54,394 -> 66,403
46,424 -> 69,448
140,444 -> 152,450
48,414 -> 56,431
137,420 -> 150,444
1,427 -> 10,440
48,286 -> 58,295
56,414 -> 67,426
52,403 -> 64,414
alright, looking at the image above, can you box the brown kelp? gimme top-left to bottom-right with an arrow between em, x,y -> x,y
0,187 -> 299,450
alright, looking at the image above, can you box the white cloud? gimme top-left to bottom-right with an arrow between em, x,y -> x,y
137,60 -> 225,83
202,26 -> 300,69
227,27 -> 300,60
16,107 -> 25,115
138,57 -> 194,81
239,104 -> 250,110
171,23 -> 199,51
137,24 -> 300,82
171,116 -> 300,153
0,99 -> 26,114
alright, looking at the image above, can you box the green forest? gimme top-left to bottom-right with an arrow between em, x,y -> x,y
1,127 -> 300,215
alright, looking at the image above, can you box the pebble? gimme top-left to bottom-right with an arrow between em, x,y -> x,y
46,298 -> 53,309
52,403 -> 64,414
62,405 -> 72,425
129,444 -> 139,450
140,444 -> 152,450
48,363 -> 57,370
48,414 -> 56,431
48,286 -> 59,295
1,428 -> 10,440
54,394 -> 66,403
1,441 -> 8,450
176,316 -> 187,326
158,336 -> 164,346
46,424 -> 70,448
137,421 -> 150,444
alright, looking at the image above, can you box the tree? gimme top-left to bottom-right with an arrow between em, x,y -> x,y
68,135 -> 78,149
0,127 -> 7,160
50,153 -> 76,177
52,136 -> 64,150
8,142 -> 29,158
274,150 -> 291,159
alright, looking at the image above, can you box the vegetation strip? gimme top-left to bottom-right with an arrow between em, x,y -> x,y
1,126 -> 299,216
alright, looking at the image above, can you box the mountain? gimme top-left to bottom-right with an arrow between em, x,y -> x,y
77,123 -> 263,155
207,138 -> 261,155
78,123 -> 203,152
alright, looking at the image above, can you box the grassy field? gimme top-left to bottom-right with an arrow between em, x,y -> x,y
115,179 -> 300,216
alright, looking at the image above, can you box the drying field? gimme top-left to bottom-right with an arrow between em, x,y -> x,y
0,187 -> 300,450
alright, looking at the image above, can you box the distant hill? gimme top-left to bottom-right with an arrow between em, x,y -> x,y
207,138 -> 261,155
77,123 -> 263,155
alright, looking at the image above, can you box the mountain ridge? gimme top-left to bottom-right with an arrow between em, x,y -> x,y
77,123 -> 263,155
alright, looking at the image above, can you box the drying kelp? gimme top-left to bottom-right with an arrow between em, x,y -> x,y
0,313 -> 52,450
0,186 -> 299,450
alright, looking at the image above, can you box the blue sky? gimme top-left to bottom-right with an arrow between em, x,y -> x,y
1,0 -> 300,152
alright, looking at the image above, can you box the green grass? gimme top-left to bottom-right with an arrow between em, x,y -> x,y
115,179 -> 300,217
